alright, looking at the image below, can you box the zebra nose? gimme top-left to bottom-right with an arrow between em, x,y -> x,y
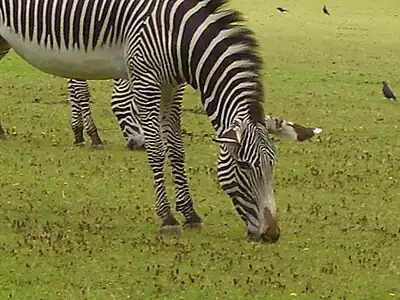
247,226 -> 280,243
260,226 -> 280,243
261,208 -> 280,243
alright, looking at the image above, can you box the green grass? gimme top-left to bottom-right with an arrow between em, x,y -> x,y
1,0 -> 399,299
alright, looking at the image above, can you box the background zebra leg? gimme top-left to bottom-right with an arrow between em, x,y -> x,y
68,79 -> 103,148
68,79 -> 85,146
111,79 -> 145,150
81,98 -> 103,149
161,84 -> 203,230
0,121 -> 6,139
133,78 -> 181,235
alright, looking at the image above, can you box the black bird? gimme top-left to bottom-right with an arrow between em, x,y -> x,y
277,7 -> 289,13
323,5 -> 330,15
382,81 -> 397,101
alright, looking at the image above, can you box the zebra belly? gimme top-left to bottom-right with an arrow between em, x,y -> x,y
1,30 -> 129,80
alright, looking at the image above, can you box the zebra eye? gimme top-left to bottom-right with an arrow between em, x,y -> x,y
237,161 -> 251,169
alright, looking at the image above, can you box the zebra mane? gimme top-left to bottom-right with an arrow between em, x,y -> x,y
202,0 -> 266,125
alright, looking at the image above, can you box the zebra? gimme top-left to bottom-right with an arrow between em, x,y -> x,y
0,0 -> 305,242
68,79 -> 322,147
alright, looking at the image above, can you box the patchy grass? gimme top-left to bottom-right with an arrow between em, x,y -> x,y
0,0 -> 399,299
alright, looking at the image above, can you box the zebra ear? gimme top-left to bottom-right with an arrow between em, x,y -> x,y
213,123 -> 243,145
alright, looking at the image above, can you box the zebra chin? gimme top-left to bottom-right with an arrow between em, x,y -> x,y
248,226 -> 280,244
260,225 -> 281,243
247,208 -> 280,244
247,226 -> 281,244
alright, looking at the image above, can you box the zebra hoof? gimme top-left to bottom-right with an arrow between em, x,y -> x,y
183,213 -> 203,231
159,213 -> 182,236
183,222 -> 203,231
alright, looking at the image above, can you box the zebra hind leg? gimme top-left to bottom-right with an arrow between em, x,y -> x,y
68,79 -> 103,149
81,100 -> 103,149
68,79 -> 85,147
132,77 -> 181,236
111,79 -> 145,151
161,84 -> 203,231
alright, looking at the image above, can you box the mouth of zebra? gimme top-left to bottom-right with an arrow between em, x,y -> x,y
260,208 -> 280,243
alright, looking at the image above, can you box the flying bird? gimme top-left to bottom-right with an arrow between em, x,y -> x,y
277,7 -> 289,13
323,5 -> 330,15
382,81 -> 397,101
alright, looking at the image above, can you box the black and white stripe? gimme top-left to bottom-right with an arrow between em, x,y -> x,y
1,0 -> 283,242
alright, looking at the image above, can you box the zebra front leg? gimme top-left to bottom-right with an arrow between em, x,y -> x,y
132,77 -> 181,235
68,79 -> 103,148
67,79 -> 85,146
111,79 -> 145,150
161,84 -> 203,230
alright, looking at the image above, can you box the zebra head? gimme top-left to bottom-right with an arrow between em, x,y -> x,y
214,119 -> 279,243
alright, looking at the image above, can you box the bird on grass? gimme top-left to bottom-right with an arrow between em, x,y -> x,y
323,5 -> 330,15
277,7 -> 289,13
382,81 -> 397,101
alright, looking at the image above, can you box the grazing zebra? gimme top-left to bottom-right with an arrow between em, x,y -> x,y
1,0 -> 302,242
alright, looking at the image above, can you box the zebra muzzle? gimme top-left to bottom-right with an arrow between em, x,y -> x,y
260,208 -> 280,243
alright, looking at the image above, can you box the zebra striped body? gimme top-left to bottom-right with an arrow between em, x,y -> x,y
1,0 -> 283,241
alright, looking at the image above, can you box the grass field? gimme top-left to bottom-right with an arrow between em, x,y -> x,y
1,0 -> 399,299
